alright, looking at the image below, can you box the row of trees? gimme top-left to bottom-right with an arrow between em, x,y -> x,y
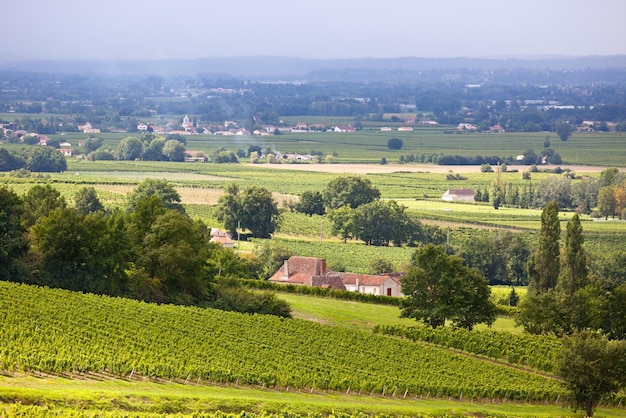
117,134 -> 187,162
520,200 -> 626,417
294,176 -> 434,247
0,146 -> 67,172
481,167 -> 624,214
517,201 -> 626,339
0,180 -> 290,316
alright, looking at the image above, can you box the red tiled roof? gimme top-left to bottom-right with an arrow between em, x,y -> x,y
268,256 -> 326,283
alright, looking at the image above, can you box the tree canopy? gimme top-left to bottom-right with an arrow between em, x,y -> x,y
387,137 -> 403,150
323,176 -> 380,210
527,200 -> 560,293
126,178 -> 184,213
74,186 -> 104,215
295,190 -> 326,216
400,244 -> 497,330
215,184 -> 281,239
558,330 -> 626,417
555,122 -> 575,141
21,184 -> 67,228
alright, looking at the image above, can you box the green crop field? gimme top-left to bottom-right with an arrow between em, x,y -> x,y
0,282 -> 566,399
2,282 -> 626,417
41,127 -> 626,166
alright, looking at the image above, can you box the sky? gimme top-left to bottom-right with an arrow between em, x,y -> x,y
3,0 -> 626,62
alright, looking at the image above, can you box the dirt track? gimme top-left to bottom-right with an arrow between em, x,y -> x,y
259,163 -> 619,175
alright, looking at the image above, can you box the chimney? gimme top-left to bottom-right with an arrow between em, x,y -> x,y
282,259 -> 289,280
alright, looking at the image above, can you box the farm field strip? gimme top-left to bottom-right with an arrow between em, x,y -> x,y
1,375 -> 611,418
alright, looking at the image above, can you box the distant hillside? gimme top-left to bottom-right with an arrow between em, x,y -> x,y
2,55 -> 626,80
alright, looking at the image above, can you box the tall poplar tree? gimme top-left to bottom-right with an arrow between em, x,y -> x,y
527,200 -> 561,293
558,214 -> 589,296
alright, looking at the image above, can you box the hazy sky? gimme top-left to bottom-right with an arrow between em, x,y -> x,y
4,0 -> 626,62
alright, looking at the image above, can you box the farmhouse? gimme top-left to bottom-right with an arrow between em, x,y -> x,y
269,256 -> 404,296
442,188 -> 475,202
333,125 -> 357,133
456,123 -> 477,132
77,122 -> 101,133
341,273 -> 403,297
59,148 -> 74,157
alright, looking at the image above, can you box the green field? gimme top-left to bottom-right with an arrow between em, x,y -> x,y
41,127 -> 626,166
276,292 -> 521,333
4,375 -> 617,418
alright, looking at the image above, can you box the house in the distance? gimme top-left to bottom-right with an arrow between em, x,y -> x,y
341,273 -> 403,297
442,188 -> 475,202
210,228 -> 235,248
269,256 -> 404,296
77,122 -> 101,133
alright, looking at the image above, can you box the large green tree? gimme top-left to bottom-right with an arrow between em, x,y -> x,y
400,244 -> 496,330
558,330 -> 626,417
24,146 -> 67,172
456,231 -> 531,286
137,211 -> 211,305
83,137 -> 104,153
126,178 -> 184,213
323,176 -> 380,210
555,122 -> 575,141
21,184 -> 67,228
527,200 -> 561,293
31,208 -> 131,295
215,184 -> 280,239
74,186 -> 104,215
117,136 -> 142,160
558,214 -> 589,296
0,148 -> 26,171
328,205 -> 356,243
351,200 -> 420,246
295,190 -> 325,216
597,186 -> 617,219
163,139 -> 186,162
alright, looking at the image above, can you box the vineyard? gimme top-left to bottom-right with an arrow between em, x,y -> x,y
373,325 -> 560,373
0,281 -> 565,403
263,237 -> 415,273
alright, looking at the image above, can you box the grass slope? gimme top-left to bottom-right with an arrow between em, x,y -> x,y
276,292 -> 520,333
2,375 -> 612,418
